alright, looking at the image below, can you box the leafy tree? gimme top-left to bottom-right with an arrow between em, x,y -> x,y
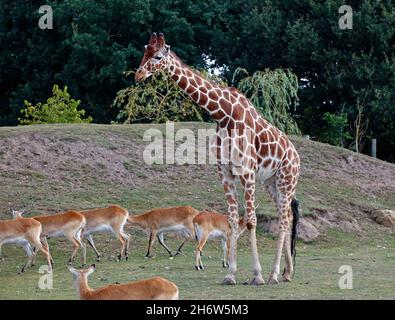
233,68 -> 301,134
320,112 -> 351,147
1,0 -> 395,160
114,67 -> 300,136
202,0 -> 395,160
113,70 -> 227,123
113,72 -> 204,123
19,85 -> 92,124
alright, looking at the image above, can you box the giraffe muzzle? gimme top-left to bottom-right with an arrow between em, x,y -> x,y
135,69 -> 147,82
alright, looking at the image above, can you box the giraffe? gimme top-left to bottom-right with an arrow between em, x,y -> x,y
135,33 -> 300,285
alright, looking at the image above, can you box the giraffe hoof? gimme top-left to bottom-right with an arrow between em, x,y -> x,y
222,275 -> 236,285
268,275 -> 279,285
250,275 -> 265,286
282,273 -> 292,282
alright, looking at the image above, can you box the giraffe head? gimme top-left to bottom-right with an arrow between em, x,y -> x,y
135,32 -> 171,82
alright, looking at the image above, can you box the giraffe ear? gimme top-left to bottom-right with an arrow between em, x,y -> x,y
149,32 -> 157,47
157,33 -> 165,48
164,44 -> 171,55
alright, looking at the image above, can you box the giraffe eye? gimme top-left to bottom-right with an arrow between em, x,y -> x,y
154,56 -> 162,60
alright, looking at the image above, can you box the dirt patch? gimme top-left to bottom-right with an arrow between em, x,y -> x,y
258,205 -> 372,242
258,215 -> 321,242
297,139 -> 395,200
0,133 -> 139,186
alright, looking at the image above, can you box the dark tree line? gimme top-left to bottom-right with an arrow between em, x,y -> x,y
1,0 -> 394,161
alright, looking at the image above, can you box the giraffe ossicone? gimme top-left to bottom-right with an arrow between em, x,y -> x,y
136,32 -> 301,286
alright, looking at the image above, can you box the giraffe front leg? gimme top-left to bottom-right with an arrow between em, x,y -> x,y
219,165 -> 238,285
223,212 -> 238,285
241,173 -> 264,285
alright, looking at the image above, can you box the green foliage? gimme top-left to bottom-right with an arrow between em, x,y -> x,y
320,112 -> 351,147
114,68 -> 300,132
204,0 -> 395,160
1,0 -> 395,160
233,68 -> 301,135
19,85 -> 92,125
113,71 -> 204,123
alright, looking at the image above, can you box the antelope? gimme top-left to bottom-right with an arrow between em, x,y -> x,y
68,264 -> 179,300
0,209 -> 52,273
11,209 -> 86,265
193,210 -> 247,270
127,206 -> 199,258
79,205 -> 130,261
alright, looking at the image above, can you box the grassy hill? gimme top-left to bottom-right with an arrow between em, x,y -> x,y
0,123 -> 394,299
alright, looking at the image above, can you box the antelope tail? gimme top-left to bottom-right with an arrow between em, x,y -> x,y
193,223 -> 200,241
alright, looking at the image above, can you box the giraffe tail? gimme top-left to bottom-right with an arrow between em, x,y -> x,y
290,198 -> 300,259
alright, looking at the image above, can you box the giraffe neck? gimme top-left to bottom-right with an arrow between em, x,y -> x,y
165,52 -> 225,121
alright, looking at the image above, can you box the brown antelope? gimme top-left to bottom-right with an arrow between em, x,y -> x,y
11,209 -> 86,265
0,210 -> 53,273
127,206 -> 199,258
68,264 -> 179,300
193,210 -> 247,270
79,205 -> 130,261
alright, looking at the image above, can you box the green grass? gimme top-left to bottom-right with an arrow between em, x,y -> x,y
0,228 -> 393,300
0,123 -> 394,300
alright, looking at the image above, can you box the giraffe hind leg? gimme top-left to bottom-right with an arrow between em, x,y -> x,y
282,198 -> 300,281
268,178 -> 296,285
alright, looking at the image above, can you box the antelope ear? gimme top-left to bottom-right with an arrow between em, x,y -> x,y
67,265 -> 78,275
149,32 -> 158,47
87,264 -> 96,276
157,33 -> 165,48
11,209 -> 22,219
